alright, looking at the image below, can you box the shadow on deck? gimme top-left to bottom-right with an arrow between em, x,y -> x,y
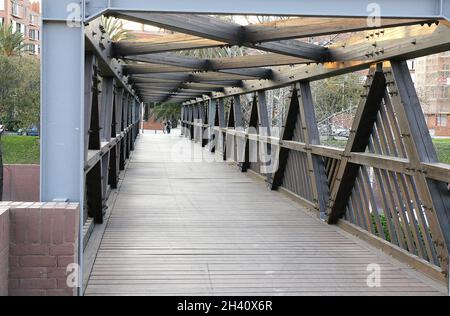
84,131 -> 445,296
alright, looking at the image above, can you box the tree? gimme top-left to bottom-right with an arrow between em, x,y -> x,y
311,73 -> 365,136
151,103 -> 181,123
0,24 -> 25,57
0,55 -> 40,131
101,17 -> 132,42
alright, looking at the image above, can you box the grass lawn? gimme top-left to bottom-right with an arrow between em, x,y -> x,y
432,138 -> 450,165
1,135 -> 40,165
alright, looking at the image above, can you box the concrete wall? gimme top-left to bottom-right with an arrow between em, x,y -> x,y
3,165 -> 40,202
0,202 -> 79,296
0,207 -> 9,296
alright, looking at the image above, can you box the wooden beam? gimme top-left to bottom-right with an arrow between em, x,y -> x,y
112,17 -> 432,57
131,77 -> 242,87
113,35 -> 224,56
243,17 -> 434,42
113,12 -> 241,43
185,23 -> 450,104
113,12 -> 327,60
133,72 -> 263,82
387,60 -> 450,274
125,53 -> 309,70
271,87 -> 300,190
328,66 -> 386,224
297,82 -> 330,217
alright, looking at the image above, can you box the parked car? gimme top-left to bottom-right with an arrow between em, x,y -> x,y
26,126 -> 40,136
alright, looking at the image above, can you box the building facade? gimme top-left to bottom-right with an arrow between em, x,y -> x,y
0,0 -> 40,56
412,52 -> 450,136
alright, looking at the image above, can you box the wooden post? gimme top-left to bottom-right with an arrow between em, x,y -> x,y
328,65 -> 386,224
297,82 -> 330,218
387,60 -> 450,277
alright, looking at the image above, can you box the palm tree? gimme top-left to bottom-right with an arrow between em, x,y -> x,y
101,17 -> 132,42
0,24 -> 24,57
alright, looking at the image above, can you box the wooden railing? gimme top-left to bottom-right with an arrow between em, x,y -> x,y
181,61 -> 450,282
83,53 -> 142,225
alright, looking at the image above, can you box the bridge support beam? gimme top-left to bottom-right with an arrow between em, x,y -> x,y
41,0 -> 85,203
86,0 -> 450,21
41,0 -> 86,295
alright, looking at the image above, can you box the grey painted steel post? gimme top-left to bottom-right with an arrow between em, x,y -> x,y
41,0 -> 86,295
87,0 -> 449,21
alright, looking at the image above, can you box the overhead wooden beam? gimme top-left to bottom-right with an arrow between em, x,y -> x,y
112,12 -> 241,43
112,17 -> 434,57
134,83 -> 223,92
185,23 -> 450,104
125,53 -> 206,69
133,72 -> 262,82
123,63 -> 195,74
130,77 -> 242,87
112,12 -> 327,60
113,35 -> 225,56
124,53 -> 309,70
243,17 -> 435,43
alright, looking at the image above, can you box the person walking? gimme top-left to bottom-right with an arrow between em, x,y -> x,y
166,120 -> 172,134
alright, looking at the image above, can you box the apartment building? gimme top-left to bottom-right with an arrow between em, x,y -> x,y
411,52 -> 450,136
0,0 -> 41,56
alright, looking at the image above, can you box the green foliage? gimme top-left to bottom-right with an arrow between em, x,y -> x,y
0,24 -> 25,57
1,136 -> 40,164
433,138 -> 450,164
151,103 -> 181,122
101,17 -> 132,42
0,55 -> 40,131
371,213 -> 391,243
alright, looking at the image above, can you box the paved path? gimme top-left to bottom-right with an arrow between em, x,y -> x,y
85,132 -> 444,296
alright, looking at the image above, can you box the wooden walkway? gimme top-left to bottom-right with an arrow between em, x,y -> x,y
84,131 -> 444,296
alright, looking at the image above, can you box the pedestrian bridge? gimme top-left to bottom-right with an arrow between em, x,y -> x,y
37,0 -> 450,296
83,131 -> 445,296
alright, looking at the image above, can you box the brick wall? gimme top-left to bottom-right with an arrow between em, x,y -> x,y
0,208 -> 9,296
0,202 -> 79,296
3,165 -> 40,202
143,116 -> 164,131
426,113 -> 450,137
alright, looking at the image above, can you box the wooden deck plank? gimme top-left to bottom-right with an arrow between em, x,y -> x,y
84,132 -> 444,296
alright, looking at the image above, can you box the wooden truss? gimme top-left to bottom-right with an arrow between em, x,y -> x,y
98,14 -> 450,104
182,60 -> 450,281
85,9 -> 450,282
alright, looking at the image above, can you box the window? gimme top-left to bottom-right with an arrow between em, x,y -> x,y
12,21 -> 25,35
0,18 -> 4,26
11,1 -> 22,18
441,86 -> 449,99
29,29 -> 39,41
437,114 -> 448,127
30,14 -> 39,25
25,43 -> 39,55
443,64 -> 450,78
0,0 -> 5,11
